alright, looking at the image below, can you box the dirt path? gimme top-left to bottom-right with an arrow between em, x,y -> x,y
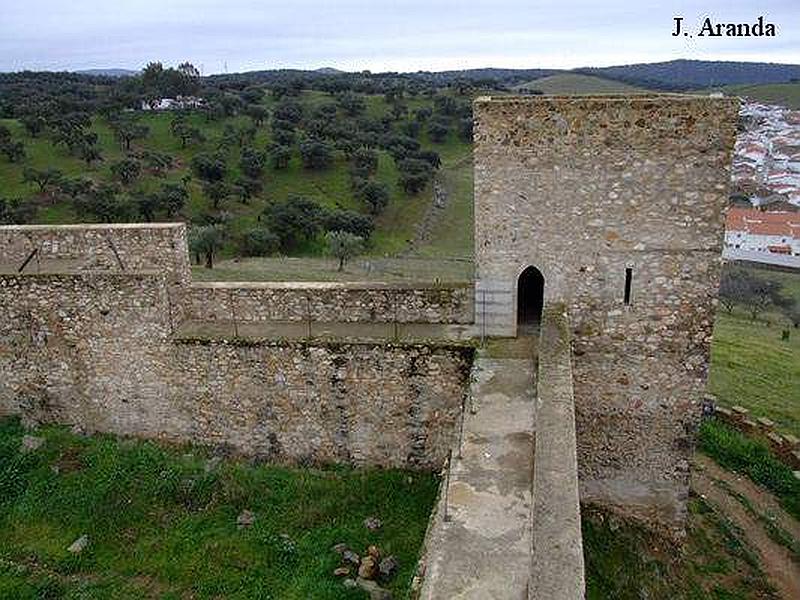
692,455 -> 800,599
695,455 -> 800,541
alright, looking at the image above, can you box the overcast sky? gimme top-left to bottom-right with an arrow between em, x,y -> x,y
3,1 -> 799,73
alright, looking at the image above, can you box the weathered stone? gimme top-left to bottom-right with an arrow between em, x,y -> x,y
473,95 -> 739,534
367,545 -> 381,560
67,534 -> 89,554
757,416 -> 776,431
783,434 -> 799,449
342,550 -> 360,566
236,509 -> 255,529
356,577 -> 393,599
358,555 -> 377,580
363,516 -> 382,531
331,542 -> 348,555
0,223 -> 472,470
378,555 -> 399,579
333,566 -> 350,577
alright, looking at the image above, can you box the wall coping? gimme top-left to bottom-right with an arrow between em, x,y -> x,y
0,223 -> 186,232
475,94 -> 735,105
530,303 -> 585,599
190,281 -> 473,291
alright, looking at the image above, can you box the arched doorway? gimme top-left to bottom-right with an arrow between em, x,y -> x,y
517,266 -> 544,328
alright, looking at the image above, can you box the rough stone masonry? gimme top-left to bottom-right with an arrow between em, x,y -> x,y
473,95 -> 739,533
0,224 -> 473,469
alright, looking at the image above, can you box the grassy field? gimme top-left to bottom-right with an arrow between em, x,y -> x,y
513,73 -> 647,95
708,264 -> 800,436
0,417 -> 438,599
707,82 -> 800,109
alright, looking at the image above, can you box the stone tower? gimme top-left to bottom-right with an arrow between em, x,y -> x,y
473,95 -> 739,530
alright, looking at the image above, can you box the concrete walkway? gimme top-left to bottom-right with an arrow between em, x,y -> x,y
419,337 -> 536,599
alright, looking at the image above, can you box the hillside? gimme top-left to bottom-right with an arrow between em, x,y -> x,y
513,73 -> 646,95
578,59 -> 800,91
709,82 -> 800,109
0,82 -> 475,262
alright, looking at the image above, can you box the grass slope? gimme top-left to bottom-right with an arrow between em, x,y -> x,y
583,499 -> 777,599
698,418 -> 800,521
709,82 -> 800,109
709,309 -> 800,437
514,73 -> 646,95
0,417 -> 438,599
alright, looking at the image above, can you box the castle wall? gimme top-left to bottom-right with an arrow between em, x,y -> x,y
0,223 -> 191,284
0,270 -> 471,468
473,95 -> 739,532
186,281 -> 473,324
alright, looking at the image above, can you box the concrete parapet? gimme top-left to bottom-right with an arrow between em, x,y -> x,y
530,304 -> 585,599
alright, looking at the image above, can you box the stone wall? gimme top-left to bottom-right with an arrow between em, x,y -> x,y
531,304 -> 584,599
0,223 -> 191,284
186,281 -> 473,324
0,268 -> 472,468
474,95 -> 739,532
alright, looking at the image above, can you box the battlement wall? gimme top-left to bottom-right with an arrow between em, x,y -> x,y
186,281 -> 473,324
0,269 -> 472,468
0,223 -> 191,286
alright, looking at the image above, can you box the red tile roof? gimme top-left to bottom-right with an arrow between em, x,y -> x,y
726,208 -> 800,238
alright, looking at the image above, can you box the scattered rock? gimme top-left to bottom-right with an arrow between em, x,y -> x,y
356,577 -> 393,599
67,534 -> 89,554
69,424 -> 86,436
358,555 -> 377,580
204,456 -> 222,473
343,549 -> 360,566
333,566 -> 350,577
20,435 -> 44,453
363,516 -> 382,531
236,509 -> 256,529
332,542 -> 348,555
367,545 -> 381,560
378,555 -> 399,579
50,465 -> 60,475
343,578 -> 357,589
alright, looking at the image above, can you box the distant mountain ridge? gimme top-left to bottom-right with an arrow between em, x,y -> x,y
575,59 -> 800,91
65,59 -> 800,91
76,68 -> 138,77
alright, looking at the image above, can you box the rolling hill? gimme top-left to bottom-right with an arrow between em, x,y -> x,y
707,82 -> 800,109
577,59 -> 800,91
513,73 -> 646,95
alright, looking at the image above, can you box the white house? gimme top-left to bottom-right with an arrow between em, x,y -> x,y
725,207 -> 800,256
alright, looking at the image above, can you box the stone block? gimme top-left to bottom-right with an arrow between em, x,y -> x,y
766,432 -> 784,451
756,416 -> 775,432
731,405 -> 750,420
741,419 -> 758,434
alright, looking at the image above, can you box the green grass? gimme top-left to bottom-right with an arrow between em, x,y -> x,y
706,82 -> 800,109
583,499 -> 776,599
697,419 -> 800,521
514,73 -> 647,95
0,417 -> 438,599
709,310 -> 800,437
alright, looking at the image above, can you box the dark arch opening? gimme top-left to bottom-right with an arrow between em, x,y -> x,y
517,266 -> 545,327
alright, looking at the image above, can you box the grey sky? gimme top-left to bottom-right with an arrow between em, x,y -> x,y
3,1 -> 799,73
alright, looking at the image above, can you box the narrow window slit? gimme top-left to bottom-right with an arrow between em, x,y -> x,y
624,267 -> 633,305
